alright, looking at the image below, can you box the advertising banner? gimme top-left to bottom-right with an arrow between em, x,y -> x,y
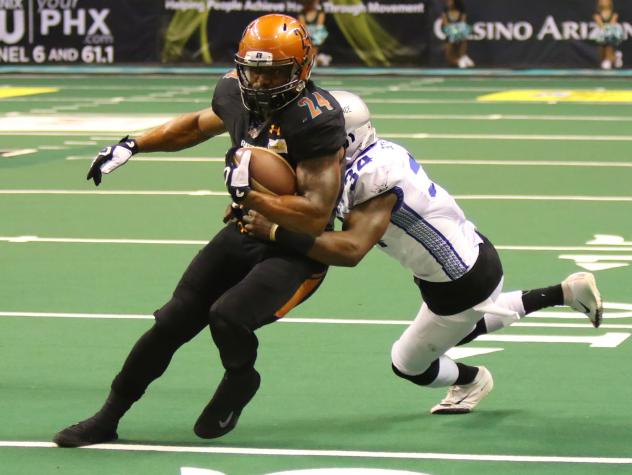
160,0 -> 430,66
426,0 -> 632,68
1,0 -> 631,68
0,0 -> 161,65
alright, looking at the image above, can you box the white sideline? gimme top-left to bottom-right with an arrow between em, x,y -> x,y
1,441 -> 631,464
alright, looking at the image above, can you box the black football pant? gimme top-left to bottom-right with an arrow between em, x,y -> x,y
111,223 -> 326,402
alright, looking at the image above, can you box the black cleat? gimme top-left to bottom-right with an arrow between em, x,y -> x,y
194,369 -> 261,439
53,415 -> 118,448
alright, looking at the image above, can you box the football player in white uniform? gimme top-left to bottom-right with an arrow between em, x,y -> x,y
243,91 -> 603,414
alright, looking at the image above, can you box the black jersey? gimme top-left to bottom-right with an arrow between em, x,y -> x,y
211,71 -> 346,170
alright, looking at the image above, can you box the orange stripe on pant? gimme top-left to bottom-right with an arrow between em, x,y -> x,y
274,272 -> 326,318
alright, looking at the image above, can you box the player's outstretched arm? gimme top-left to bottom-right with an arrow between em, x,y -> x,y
87,108 -> 226,186
244,192 -> 397,266
135,108 -> 226,153
242,148 -> 344,235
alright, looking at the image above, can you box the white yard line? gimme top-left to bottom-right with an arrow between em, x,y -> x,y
63,141 -> 97,146
373,113 -> 632,122
0,236 -> 208,245
420,159 -> 632,167
1,440 -> 631,464
65,156 -> 224,162
63,156 -> 632,168
9,96 -> 632,106
9,111 -> 632,123
2,85 -> 212,91
367,98 -> 632,106
1,311 -> 631,330
455,195 -> 632,201
5,130 -> 632,141
381,132 -> 632,141
3,97 -> 213,104
0,131 -> 165,137
1,235 -> 632,252
0,131 -> 227,137
2,190 -> 632,201
0,189 -> 225,196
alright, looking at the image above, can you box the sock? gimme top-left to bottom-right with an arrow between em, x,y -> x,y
455,363 -> 479,385
426,356 -> 459,388
522,285 -> 563,314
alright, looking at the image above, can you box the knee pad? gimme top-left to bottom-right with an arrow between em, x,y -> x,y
392,359 -> 440,386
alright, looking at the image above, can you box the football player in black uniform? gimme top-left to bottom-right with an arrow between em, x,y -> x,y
53,14 -> 345,447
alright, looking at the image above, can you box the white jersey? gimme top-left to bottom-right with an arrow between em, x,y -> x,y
337,139 -> 482,282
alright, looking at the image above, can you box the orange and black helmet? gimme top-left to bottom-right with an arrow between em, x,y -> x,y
235,14 -> 315,116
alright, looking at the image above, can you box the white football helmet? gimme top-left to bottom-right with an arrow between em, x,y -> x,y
331,90 -> 377,161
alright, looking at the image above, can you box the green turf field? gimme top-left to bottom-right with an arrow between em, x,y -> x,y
1,73 -> 632,475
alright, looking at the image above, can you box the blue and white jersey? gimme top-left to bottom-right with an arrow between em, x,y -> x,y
337,139 -> 483,283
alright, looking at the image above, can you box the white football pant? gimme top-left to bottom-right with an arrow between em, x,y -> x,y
391,279 -> 525,387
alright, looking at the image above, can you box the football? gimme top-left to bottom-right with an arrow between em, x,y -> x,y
233,147 -> 297,196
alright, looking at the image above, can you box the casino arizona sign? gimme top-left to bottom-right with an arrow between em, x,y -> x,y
434,15 -> 632,42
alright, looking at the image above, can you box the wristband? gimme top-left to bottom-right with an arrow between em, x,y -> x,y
121,135 -> 139,154
275,226 -> 316,255
269,223 -> 279,242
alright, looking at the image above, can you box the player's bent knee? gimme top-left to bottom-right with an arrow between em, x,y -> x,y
209,312 -> 259,371
390,338 -> 420,376
391,359 -> 439,386
209,312 -> 253,345
153,295 -> 209,344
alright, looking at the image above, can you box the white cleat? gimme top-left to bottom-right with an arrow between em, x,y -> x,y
562,272 -> 603,328
430,366 -> 493,414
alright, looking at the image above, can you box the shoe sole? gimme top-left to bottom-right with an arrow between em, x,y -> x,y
53,431 -> 118,448
194,370 -> 261,439
194,411 -> 241,439
579,273 -> 603,328
430,367 -> 494,415
431,406 -> 472,415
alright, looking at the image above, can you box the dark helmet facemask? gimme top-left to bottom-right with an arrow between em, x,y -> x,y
235,53 -> 308,117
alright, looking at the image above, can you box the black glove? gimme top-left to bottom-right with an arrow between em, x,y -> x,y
223,202 -> 245,224
87,136 -> 138,186
223,147 -> 251,203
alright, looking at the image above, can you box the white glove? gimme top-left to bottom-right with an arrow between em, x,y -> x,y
87,136 -> 138,186
223,148 -> 252,202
